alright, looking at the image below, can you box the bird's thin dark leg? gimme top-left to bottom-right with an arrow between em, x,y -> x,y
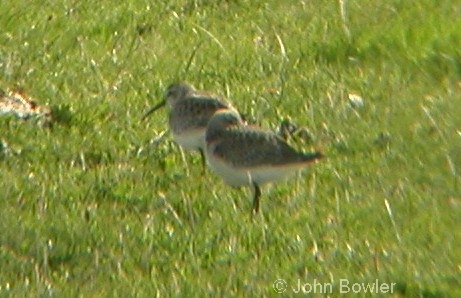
252,183 -> 261,214
199,148 -> 206,173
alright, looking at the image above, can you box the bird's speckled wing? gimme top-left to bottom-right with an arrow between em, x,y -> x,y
170,96 -> 230,133
211,128 -> 312,168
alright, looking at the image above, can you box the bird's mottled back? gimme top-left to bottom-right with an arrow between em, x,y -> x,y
167,86 -> 236,136
206,110 -> 321,168
214,128 -> 317,167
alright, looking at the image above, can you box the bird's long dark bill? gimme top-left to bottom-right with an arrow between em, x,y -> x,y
141,100 -> 166,121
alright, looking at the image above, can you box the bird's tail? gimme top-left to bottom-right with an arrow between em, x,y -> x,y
302,151 -> 324,163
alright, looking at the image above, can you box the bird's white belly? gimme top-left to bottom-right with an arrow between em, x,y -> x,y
207,151 -> 308,187
172,128 -> 205,151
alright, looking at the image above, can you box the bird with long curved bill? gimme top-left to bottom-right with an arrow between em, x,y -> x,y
142,82 -> 240,170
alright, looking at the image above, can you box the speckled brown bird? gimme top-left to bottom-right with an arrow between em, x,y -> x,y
205,109 -> 323,214
142,83 -> 239,168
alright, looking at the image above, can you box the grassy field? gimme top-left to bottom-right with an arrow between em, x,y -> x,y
1,0 -> 460,296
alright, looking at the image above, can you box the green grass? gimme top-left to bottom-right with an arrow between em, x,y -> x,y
1,0 -> 461,296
